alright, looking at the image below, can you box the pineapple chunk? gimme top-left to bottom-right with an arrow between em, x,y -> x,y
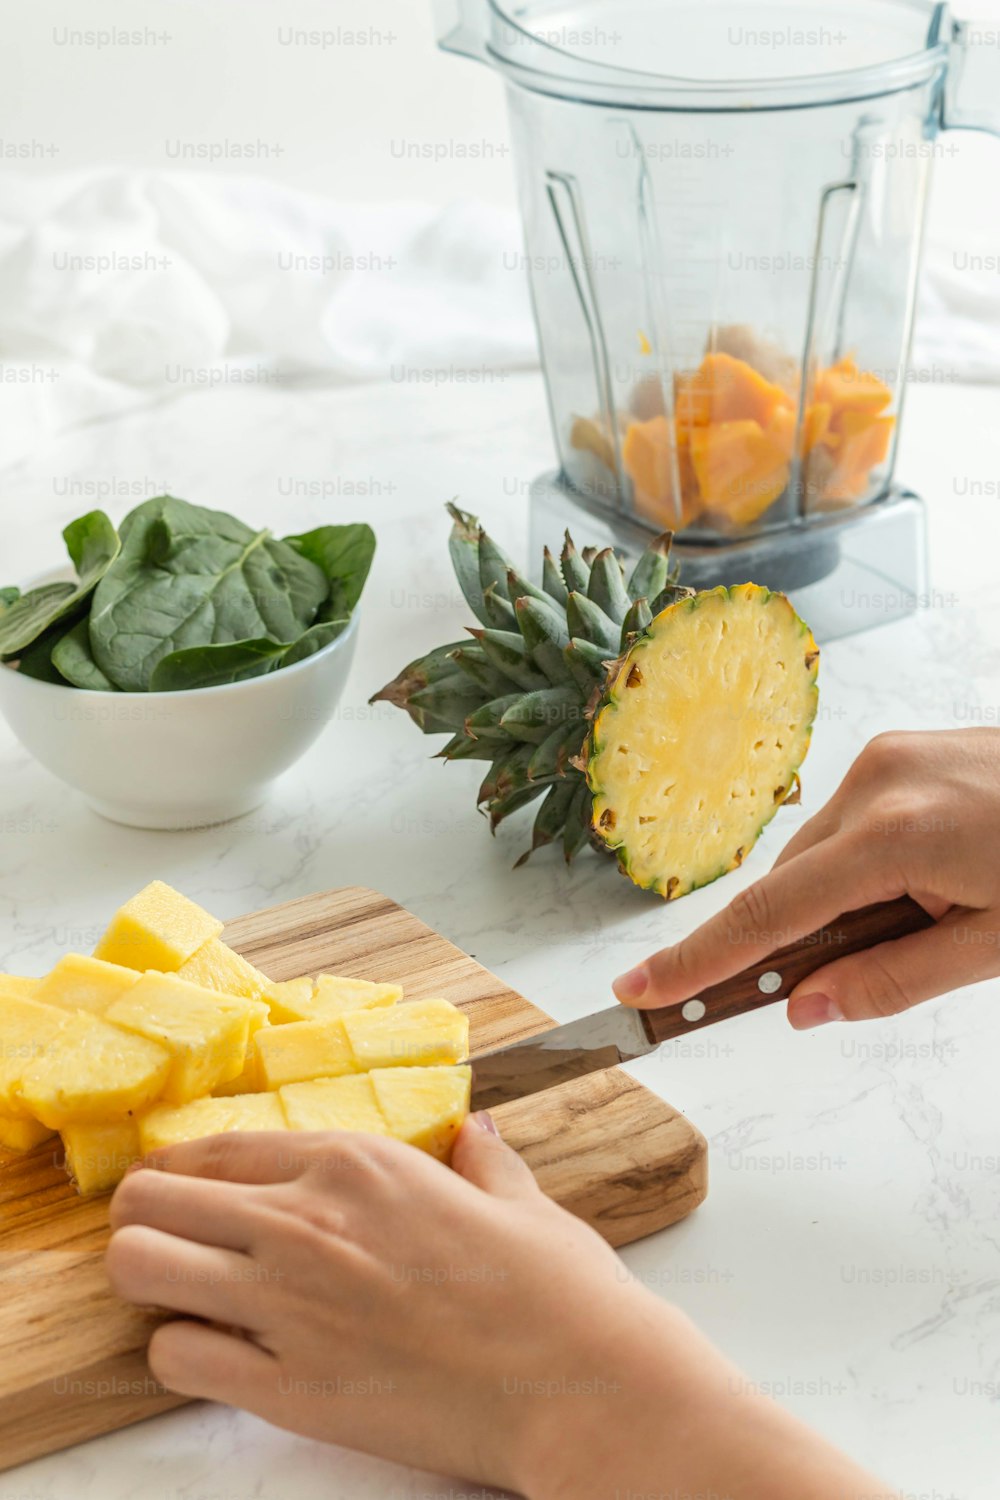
266,976 -> 314,1023
266,973 -> 400,1025
279,1074 -> 390,1135
19,1012 -> 171,1129
344,998 -> 469,1071
62,1118 -> 141,1194
94,880 -> 223,973
0,994 -> 75,1119
106,973 -> 254,1105
0,976 -> 41,1000
370,1065 -> 472,1162
0,1111 -> 55,1153
212,1021 -> 268,1098
140,1092 -> 287,1154
35,954 -> 140,1016
178,937 -> 278,1006
256,1016 -> 356,1090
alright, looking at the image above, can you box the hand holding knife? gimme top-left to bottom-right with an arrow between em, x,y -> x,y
470,896 -> 935,1111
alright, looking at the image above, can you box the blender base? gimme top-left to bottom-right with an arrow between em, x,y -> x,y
529,475 -> 928,644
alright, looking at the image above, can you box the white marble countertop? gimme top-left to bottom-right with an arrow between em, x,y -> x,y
1,372 -> 998,1500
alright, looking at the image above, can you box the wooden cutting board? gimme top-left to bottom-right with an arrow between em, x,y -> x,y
0,885 -> 707,1473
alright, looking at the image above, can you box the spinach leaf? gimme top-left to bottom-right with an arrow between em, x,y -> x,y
89,497 -> 329,692
282,617 -> 349,667
0,511 -> 120,660
284,524 -> 375,621
0,586 -> 19,611
51,619 -> 118,691
148,638 -> 290,692
16,624 -> 72,684
149,617 -> 350,692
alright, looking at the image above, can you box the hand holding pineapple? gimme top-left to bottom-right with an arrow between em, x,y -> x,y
614,728 -> 1000,1027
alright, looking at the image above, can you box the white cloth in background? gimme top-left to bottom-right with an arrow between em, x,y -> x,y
0,167 -> 993,471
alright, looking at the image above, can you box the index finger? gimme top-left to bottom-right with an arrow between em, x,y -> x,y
612,834 -> 901,1010
142,1129 -> 404,1186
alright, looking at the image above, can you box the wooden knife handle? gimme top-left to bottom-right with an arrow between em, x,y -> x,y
641,895 -> 935,1045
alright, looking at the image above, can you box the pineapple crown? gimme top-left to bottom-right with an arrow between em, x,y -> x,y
371,503 -> 693,866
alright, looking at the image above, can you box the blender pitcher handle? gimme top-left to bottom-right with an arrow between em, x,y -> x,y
934,3 -> 1000,136
435,0 -> 490,64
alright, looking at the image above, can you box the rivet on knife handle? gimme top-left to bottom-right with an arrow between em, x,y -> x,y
641,895 -> 935,1045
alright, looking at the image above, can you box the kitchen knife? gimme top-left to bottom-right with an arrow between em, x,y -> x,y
470,896 -> 935,1111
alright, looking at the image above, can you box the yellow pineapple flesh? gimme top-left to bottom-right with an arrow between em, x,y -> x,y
343,998 -> 469,1071
588,584 -> 818,898
19,1012 -> 171,1129
62,1118 -> 142,1194
369,1065 -> 472,1162
94,880 -> 223,972
106,973 -> 254,1104
35,954 -> 140,1016
140,1091 -> 287,1154
279,1074 -> 391,1135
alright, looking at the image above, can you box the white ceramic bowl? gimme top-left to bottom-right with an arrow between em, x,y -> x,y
0,612 -> 359,829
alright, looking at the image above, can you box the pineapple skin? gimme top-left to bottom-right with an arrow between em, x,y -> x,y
587,584 -> 819,899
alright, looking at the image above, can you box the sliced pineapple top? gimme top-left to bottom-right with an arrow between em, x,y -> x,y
588,585 -> 819,898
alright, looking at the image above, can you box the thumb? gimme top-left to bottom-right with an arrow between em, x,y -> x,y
451,1112 -> 541,1200
787,906 -> 1000,1028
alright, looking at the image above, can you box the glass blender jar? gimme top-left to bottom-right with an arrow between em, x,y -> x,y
437,0 -> 1000,638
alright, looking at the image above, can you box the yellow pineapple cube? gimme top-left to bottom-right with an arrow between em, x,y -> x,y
279,1074 -> 390,1135
178,937 -> 278,1006
19,1012 -> 171,1128
106,973 -> 254,1105
266,973 -> 400,1025
0,994 -> 75,1119
140,1091 -> 287,1154
344,998 -> 469,1071
62,1118 -> 141,1195
35,954 -> 140,1016
266,976 -> 314,1023
255,1016 -> 356,1090
94,880 -> 223,973
212,1024 -> 267,1097
370,1065 -> 472,1162
0,1111 -> 55,1153
0,976 -> 41,1000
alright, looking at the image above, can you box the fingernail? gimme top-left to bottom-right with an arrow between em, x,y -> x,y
471,1111 -> 498,1135
789,993 -> 844,1031
613,966 -> 648,1004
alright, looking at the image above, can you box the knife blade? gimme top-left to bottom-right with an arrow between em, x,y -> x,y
470,895 -> 934,1111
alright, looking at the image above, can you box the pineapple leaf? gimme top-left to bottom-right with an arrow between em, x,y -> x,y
515,781 -> 579,866
566,591 -> 620,652
482,581 -> 518,630
620,597 -> 653,651
437,734 -> 499,762
449,644 -> 516,697
560,532 -> 590,594
370,641 -> 470,728
626,532 -> 674,603
478,530 -> 516,603
499,684 -> 584,744
515,596 -> 573,686
446,503 -> 493,626
527,720 -> 587,782
506,565 -> 552,610
409,672 -> 489,731
487,783 -> 546,834
476,628 -> 549,692
587,548 -> 632,626
466,693 -> 525,742
562,782 -> 594,862
541,547 -> 568,607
